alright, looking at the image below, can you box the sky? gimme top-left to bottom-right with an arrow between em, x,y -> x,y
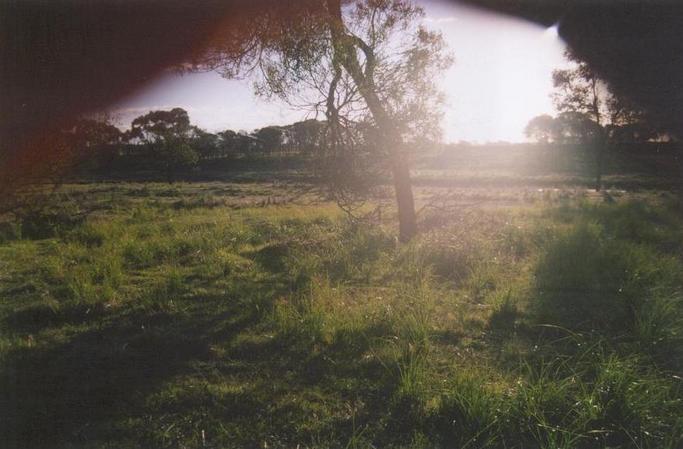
108,1 -> 567,143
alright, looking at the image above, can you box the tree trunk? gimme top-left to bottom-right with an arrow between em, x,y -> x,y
594,130 -> 606,191
595,144 -> 603,191
325,0 -> 418,241
391,157 -> 417,242
590,78 -> 604,191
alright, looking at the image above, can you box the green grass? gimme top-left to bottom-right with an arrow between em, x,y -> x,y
1,182 -> 682,448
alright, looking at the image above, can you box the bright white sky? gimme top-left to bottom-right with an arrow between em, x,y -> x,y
109,1 -> 567,143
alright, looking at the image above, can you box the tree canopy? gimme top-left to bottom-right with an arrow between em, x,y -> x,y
196,0 -> 452,240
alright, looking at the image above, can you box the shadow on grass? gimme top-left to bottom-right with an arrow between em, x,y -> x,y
192,308 -> 432,448
3,302 -> 110,335
0,291 -> 265,449
0,265 -> 393,448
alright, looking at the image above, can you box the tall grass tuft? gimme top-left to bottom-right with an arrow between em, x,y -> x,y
533,222 -> 682,336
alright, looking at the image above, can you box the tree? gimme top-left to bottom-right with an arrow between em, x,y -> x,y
552,50 -> 610,190
253,126 -> 285,156
605,95 -> 658,144
69,118 -> 121,148
556,111 -> 603,144
551,50 -> 664,188
197,0 -> 452,241
191,128 -> 220,159
66,118 -> 123,171
524,114 -> 557,143
284,119 -> 326,156
128,108 -> 198,181
215,130 -> 239,157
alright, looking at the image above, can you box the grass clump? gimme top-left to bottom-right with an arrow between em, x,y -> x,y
506,342 -> 683,449
430,372 -> 503,449
533,222 -> 681,336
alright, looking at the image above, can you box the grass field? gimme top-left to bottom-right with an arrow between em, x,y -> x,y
1,177 -> 683,448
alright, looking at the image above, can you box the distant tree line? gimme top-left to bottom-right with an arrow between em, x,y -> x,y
66,107 -> 327,180
524,112 -> 667,146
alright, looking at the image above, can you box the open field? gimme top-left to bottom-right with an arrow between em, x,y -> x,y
1,176 -> 683,449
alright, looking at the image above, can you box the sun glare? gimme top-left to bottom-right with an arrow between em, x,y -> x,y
543,23 -> 560,40
424,1 -> 567,142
